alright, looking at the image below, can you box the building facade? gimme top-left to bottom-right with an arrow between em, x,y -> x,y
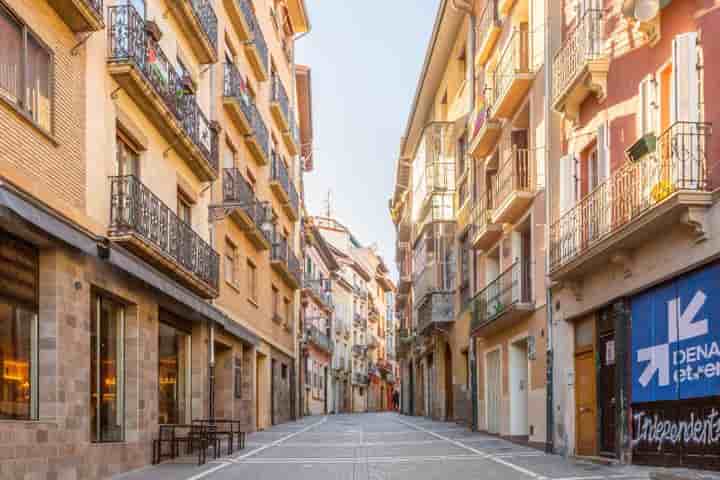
0,0 -> 309,478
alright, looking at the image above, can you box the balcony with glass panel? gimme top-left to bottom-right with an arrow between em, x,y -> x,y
108,175 -> 220,298
223,62 -> 253,135
470,260 -> 533,337
270,153 -> 300,221
270,235 -> 301,289
491,146 -> 535,224
107,5 -> 218,182
489,27 -> 533,120
167,0 -> 218,64
474,1 -> 501,68
48,0 -> 103,32
549,122 -> 712,280
246,102 -> 270,166
552,8 -> 608,123
222,168 -> 274,250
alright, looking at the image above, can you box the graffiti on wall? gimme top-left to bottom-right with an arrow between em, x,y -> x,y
633,408 -> 720,449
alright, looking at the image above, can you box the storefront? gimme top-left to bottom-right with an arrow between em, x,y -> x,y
631,262 -> 720,469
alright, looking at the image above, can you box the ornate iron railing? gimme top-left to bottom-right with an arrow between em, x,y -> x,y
352,345 -> 367,357
223,63 -> 254,124
271,235 -> 302,285
271,72 -> 290,122
492,147 -> 534,208
476,1 -> 497,52
288,112 -> 299,146
87,0 -> 104,19
222,168 -> 273,243
306,324 -> 333,353
549,121 -> 712,270
492,28 -> 530,109
107,5 -> 217,174
552,9 -> 604,103
109,175 -> 219,291
304,277 -> 333,308
353,373 -> 369,385
249,101 -> 270,159
471,260 -> 531,333
238,0 -> 268,75
270,153 -> 300,215
188,0 -> 218,55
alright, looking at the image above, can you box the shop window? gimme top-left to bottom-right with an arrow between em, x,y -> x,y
0,234 -> 38,421
158,319 -> 190,424
90,294 -> 125,443
234,356 -> 243,399
0,4 -> 53,132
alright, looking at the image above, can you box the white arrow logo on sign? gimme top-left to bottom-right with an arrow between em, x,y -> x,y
637,290 -> 709,388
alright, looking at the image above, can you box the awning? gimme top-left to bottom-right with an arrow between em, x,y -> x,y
0,184 -> 259,346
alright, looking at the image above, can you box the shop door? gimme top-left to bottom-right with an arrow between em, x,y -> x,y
575,350 -> 597,456
486,349 -> 501,434
599,332 -> 616,456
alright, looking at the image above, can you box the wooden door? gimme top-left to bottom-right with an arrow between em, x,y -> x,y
575,350 -> 597,456
486,349 -> 501,434
599,333 -> 616,455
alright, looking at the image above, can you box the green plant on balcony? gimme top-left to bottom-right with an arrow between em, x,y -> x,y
626,133 -> 656,162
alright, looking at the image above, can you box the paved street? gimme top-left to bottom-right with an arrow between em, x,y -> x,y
112,413 -> 670,480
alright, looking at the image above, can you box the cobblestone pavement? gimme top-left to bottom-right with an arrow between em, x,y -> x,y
111,413 -> 718,480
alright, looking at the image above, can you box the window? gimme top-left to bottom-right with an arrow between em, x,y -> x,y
0,234 -> 38,421
284,298 -> 291,326
90,294 -> 125,443
124,0 -> 146,18
247,260 -> 257,301
116,134 -> 139,177
234,356 -> 243,399
224,141 -> 236,170
0,4 -> 53,132
177,193 -> 192,225
272,286 -> 280,321
281,363 -> 288,380
225,240 -> 237,286
158,317 -> 190,425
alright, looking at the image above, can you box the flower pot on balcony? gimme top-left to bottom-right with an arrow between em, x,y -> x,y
145,19 -> 162,42
180,75 -> 196,95
626,133 -> 657,162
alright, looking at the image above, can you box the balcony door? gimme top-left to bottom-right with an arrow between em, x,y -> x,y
116,135 -> 139,178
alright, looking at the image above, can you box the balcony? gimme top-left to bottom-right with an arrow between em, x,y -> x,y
413,263 -> 453,309
353,312 -> 365,327
416,292 -> 454,334
490,28 -> 532,120
270,154 -> 300,221
270,73 -> 291,132
223,63 -> 253,135
367,335 -> 379,350
271,236 -> 302,289
303,278 -> 333,311
471,260 -> 533,337
352,373 -> 369,385
223,0 -> 252,42
491,147 -> 535,224
475,2 -> 501,68
244,11 -> 269,81
352,345 -> 367,357
397,243 -> 412,293
107,5 -> 218,181
109,175 -> 219,298
552,9 -> 608,123
246,102 -> 270,166
469,107 -> 502,159
48,0 -> 103,32
306,324 -> 333,354
283,114 -> 300,156
222,169 -> 273,250
167,0 -> 218,64
549,122 -> 713,279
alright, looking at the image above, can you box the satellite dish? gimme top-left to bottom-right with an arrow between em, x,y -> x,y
634,0 -> 659,22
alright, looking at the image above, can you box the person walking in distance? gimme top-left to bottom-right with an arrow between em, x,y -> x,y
392,389 -> 399,411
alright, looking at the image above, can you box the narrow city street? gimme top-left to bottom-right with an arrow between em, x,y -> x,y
114,413 -> 663,480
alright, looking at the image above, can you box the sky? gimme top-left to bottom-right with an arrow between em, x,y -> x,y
296,1 -> 441,280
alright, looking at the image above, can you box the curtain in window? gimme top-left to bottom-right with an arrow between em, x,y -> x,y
0,7 -> 21,104
26,33 -> 51,131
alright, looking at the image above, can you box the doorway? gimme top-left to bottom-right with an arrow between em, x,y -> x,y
485,348 -> 501,434
598,308 -> 616,457
444,344 -> 453,420
256,352 -> 269,430
574,316 -> 597,456
509,338 -> 529,437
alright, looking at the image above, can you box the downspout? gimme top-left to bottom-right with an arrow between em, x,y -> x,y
544,0 -> 554,454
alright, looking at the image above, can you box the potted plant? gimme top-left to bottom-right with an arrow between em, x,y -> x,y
180,75 -> 196,95
626,132 -> 657,162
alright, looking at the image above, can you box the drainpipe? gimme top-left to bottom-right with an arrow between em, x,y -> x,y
543,0 -> 554,454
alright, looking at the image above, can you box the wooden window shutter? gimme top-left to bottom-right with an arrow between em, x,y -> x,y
597,122 -> 610,183
671,32 -> 699,124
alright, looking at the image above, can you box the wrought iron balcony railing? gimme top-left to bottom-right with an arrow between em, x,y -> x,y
223,62 -> 253,131
239,0 -> 268,78
353,373 -> 369,385
248,101 -> 270,163
306,324 -> 333,353
271,235 -> 302,286
270,153 -> 300,217
271,72 -> 290,124
109,175 -> 219,293
304,277 -> 333,309
471,260 -> 531,333
552,9 -> 604,105
222,168 -> 273,244
187,0 -> 218,56
107,5 -> 218,175
549,121 -> 712,271
352,344 -> 367,357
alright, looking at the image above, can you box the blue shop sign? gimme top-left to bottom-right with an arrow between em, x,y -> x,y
632,262 -> 720,403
